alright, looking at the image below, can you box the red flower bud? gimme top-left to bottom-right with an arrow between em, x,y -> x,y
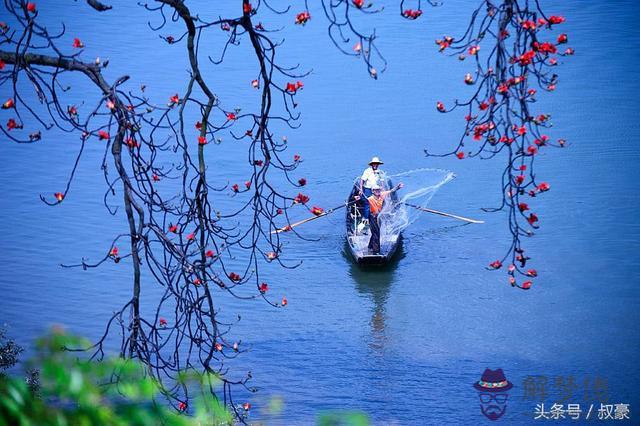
2,98 -> 15,109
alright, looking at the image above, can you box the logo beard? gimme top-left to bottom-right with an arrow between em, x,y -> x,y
481,404 -> 507,421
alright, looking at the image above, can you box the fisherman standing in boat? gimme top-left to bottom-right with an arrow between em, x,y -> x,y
359,156 -> 385,221
366,181 -> 403,255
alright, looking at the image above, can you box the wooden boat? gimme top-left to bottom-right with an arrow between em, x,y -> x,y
345,178 -> 403,265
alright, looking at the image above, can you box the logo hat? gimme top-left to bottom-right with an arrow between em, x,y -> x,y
473,368 -> 513,392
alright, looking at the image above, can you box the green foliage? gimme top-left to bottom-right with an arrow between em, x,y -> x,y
0,328 -> 233,426
317,411 -> 371,426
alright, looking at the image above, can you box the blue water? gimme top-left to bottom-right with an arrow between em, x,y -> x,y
1,1 -> 639,424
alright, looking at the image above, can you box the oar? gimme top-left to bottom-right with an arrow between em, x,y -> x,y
271,201 -> 356,234
403,202 -> 484,224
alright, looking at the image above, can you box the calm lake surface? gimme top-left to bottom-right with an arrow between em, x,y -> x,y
1,1 -> 639,424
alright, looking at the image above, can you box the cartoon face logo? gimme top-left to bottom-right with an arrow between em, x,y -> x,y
473,368 -> 513,421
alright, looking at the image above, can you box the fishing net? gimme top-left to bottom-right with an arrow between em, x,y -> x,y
348,168 -> 455,255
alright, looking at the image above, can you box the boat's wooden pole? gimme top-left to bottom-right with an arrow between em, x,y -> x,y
271,201 -> 356,234
403,202 -> 484,224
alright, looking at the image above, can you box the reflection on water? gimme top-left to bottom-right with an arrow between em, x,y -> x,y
344,242 -> 404,353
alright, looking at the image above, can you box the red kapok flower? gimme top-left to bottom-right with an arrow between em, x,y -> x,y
259,282 -> 268,293
178,401 -> 187,411
489,260 -> 502,269
198,136 -> 207,145
266,251 -> 278,260
281,296 -> 288,306
286,82 -> 298,94
169,224 -> 178,233
456,152 -> 465,159
464,73 -> 475,85
557,33 -> 568,44
193,278 -> 201,286
548,15 -> 565,25
186,233 -> 195,240
229,272 -> 241,282
298,178 -> 307,186
527,269 -> 538,277
110,246 -> 119,257
295,11 -> 311,25
402,9 -> 422,19
254,160 -> 263,166
169,94 -> 180,105
517,126 -> 527,136
195,121 -> 202,130
245,180 -> 251,189
527,146 -> 538,155
436,101 -> 445,112
243,402 -> 251,411
353,0 -> 364,8
54,192 -> 64,202
72,38 -> 84,48
521,20 -> 536,30
0,60 -> 5,70
166,35 -> 175,44
205,250 -> 215,258
215,342 -> 223,351
125,137 -> 139,149
518,202 -> 529,212
293,154 -> 301,162
2,98 -> 15,109
311,206 -> 324,216
243,2 -> 252,14
6,118 -> 21,130
537,182 -> 550,192
26,3 -> 36,13
159,318 -> 167,327
232,184 -> 239,193
98,130 -> 110,140
294,193 -> 309,204
251,79 -> 259,88
468,45 -> 480,55
521,280 -> 533,290
527,213 -> 539,225
226,112 -> 237,121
